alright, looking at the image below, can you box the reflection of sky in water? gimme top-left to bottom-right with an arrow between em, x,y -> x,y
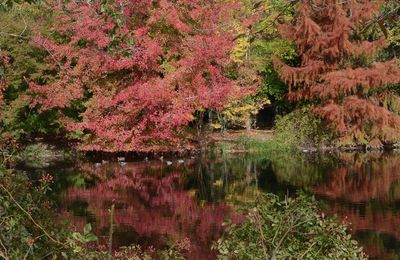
46,151 -> 400,259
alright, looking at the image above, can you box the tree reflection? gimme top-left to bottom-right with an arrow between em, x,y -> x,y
313,152 -> 400,203
61,162 -> 241,259
56,151 -> 400,259
270,151 -> 400,259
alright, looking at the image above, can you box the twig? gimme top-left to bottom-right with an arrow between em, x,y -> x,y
271,222 -> 293,260
23,235 -> 45,260
108,204 -> 115,260
271,212 -> 300,260
253,210 -> 269,259
19,16 -> 28,37
299,241 -> 317,259
0,250 -> 8,260
0,238 -> 8,260
0,183 -> 64,247
23,242 -> 33,260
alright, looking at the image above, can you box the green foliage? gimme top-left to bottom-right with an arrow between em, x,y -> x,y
250,0 -> 297,113
18,142 -> 67,168
0,134 -> 185,259
274,107 -> 335,148
0,0 -> 39,11
255,39 -> 297,112
0,5 -> 51,89
230,135 -> 292,153
0,164 -> 186,259
0,4 -> 61,138
0,138 -> 87,258
113,245 -> 153,260
382,0 -> 400,49
1,98 -> 61,138
0,167 -> 65,259
225,0 -> 297,128
214,135 -> 343,189
215,193 -> 367,259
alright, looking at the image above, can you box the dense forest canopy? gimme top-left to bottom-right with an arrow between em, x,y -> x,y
0,0 -> 399,151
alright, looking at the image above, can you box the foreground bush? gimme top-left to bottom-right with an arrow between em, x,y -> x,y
0,135 -> 186,259
215,194 -> 366,260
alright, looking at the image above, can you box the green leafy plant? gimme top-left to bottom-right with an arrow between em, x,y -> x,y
215,193 -> 367,259
274,107 -> 335,148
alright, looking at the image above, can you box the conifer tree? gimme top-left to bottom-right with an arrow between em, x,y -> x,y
274,0 -> 400,144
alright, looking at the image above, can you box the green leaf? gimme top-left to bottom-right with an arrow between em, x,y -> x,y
83,223 -> 92,235
84,234 -> 98,243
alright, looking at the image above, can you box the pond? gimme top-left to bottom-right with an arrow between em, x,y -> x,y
27,149 -> 400,259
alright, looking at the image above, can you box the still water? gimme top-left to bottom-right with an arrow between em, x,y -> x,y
36,150 -> 400,259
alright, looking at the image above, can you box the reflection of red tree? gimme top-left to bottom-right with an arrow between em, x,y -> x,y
61,162 -> 241,259
314,154 -> 400,203
326,202 -> 400,259
363,243 -> 397,260
312,153 -> 400,259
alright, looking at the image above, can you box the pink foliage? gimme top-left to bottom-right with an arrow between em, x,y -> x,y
62,162 -> 242,258
0,51 -> 10,104
30,0 -> 253,151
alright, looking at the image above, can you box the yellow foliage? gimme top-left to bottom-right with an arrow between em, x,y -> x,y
389,25 -> 400,47
231,36 -> 251,63
215,98 -> 271,129
211,123 -> 222,129
160,59 -> 177,74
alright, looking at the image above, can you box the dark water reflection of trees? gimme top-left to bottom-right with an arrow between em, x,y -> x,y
268,151 -> 400,259
51,151 -> 400,259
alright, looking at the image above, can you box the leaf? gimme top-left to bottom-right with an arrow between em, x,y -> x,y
83,223 -> 92,235
84,234 -> 97,243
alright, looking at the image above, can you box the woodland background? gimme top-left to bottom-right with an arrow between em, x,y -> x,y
0,0 -> 400,151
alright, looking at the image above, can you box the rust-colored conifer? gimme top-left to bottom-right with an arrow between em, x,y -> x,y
274,0 -> 400,144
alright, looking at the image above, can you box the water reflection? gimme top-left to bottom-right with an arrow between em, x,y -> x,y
51,151 -> 400,259
60,161 -> 242,259
269,151 -> 400,259
313,152 -> 400,202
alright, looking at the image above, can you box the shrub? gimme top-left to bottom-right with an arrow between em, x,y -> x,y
215,194 -> 367,260
274,107 -> 335,148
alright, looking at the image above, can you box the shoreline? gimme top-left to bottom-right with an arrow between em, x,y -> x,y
19,130 -> 400,165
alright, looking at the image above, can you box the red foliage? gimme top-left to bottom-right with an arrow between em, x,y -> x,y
311,153 -> 400,258
30,0 -> 254,151
61,162 -> 242,258
0,51 -> 9,104
274,0 -> 400,143
314,153 -> 400,203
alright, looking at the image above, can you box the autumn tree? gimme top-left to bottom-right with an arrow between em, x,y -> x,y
29,0 -> 255,151
0,5 -> 58,138
213,0 -> 296,131
274,0 -> 400,145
